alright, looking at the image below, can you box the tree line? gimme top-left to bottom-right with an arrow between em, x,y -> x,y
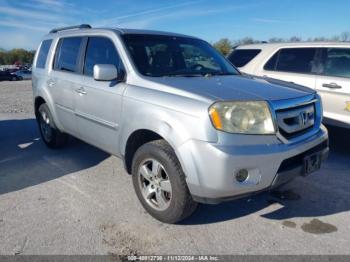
213,31 -> 350,55
0,49 -> 35,65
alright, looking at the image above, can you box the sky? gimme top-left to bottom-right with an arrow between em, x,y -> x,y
0,0 -> 349,50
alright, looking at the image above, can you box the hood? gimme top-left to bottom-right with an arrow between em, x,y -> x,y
146,74 -> 315,102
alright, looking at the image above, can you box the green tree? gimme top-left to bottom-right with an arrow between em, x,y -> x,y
213,38 -> 232,55
0,49 -> 35,65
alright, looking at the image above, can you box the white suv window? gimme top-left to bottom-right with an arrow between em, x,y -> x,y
264,48 -> 318,74
228,49 -> 261,67
322,48 -> 350,78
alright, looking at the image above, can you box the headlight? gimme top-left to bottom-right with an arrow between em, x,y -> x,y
316,93 -> 323,122
209,101 -> 275,134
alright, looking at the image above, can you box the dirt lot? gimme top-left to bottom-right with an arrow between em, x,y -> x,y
0,80 -> 350,255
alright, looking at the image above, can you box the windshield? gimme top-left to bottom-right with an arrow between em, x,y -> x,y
122,34 -> 240,77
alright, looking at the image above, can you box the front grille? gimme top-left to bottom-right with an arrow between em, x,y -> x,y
276,102 -> 316,139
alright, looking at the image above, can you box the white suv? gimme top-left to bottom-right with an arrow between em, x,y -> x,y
228,42 -> 350,128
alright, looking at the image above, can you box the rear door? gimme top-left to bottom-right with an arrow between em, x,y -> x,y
49,36 -> 84,136
75,36 -> 126,155
315,47 -> 350,126
261,47 -> 318,89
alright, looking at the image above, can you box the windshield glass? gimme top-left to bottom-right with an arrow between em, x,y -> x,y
122,34 -> 240,77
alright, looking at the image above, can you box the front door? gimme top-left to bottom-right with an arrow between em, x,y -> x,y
315,47 -> 350,127
75,36 -> 126,155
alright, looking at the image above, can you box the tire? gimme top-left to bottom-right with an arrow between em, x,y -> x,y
37,103 -> 68,149
11,76 -> 17,81
132,140 -> 198,223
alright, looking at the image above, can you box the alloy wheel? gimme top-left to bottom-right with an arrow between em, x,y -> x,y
138,158 -> 172,211
40,111 -> 52,142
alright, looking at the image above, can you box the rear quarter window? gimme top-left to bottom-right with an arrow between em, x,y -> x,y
227,49 -> 261,67
36,39 -> 52,69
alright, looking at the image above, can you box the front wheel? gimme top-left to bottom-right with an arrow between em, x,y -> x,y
37,103 -> 68,149
132,140 -> 198,223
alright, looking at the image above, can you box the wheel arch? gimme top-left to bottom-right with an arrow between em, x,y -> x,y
34,96 -> 46,118
123,128 -> 170,174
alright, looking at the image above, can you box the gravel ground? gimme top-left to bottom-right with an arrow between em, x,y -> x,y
0,80 -> 350,255
0,80 -> 34,114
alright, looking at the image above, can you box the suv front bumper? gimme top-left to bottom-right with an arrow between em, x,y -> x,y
177,125 -> 329,204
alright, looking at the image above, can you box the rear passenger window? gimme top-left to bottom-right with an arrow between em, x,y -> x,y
227,49 -> 261,67
264,48 -> 317,74
264,52 -> 278,71
322,48 -> 350,78
54,37 -> 83,73
36,39 -> 52,69
84,37 -> 121,76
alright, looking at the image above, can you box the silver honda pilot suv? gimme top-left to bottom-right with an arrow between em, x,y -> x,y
32,25 -> 329,223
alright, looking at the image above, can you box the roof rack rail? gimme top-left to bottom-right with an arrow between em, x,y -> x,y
49,24 -> 91,34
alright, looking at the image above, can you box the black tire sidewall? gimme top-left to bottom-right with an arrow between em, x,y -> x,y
37,103 -> 66,148
132,140 -> 196,223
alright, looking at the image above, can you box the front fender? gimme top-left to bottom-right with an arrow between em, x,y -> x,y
118,94 -> 217,187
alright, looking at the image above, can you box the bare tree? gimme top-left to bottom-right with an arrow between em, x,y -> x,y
340,32 -> 350,42
268,37 -> 285,43
289,36 -> 302,42
234,37 -> 260,45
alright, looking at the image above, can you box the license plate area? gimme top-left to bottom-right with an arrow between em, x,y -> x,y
303,152 -> 322,176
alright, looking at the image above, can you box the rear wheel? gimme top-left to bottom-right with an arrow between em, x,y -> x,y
37,103 -> 68,149
132,140 -> 197,223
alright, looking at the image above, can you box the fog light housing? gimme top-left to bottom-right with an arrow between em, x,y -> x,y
235,169 -> 249,182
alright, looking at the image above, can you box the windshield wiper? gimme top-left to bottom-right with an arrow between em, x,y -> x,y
204,72 -> 237,76
163,74 -> 204,77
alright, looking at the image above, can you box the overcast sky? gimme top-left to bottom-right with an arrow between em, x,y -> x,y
0,0 -> 349,50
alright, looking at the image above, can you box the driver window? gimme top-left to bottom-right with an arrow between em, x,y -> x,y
84,37 -> 121,76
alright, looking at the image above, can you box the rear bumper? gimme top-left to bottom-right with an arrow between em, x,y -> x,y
177,125 -> 329,204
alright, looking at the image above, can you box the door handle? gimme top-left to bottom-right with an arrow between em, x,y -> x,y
75,87 -> 87,95
322,82 -> 342,89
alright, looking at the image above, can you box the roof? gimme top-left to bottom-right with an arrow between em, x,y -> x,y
113,28 -> 197,38
236,41 -> 350,49
46,26 -> 197,39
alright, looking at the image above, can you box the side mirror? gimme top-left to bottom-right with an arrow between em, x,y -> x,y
93,64 -> 118,81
